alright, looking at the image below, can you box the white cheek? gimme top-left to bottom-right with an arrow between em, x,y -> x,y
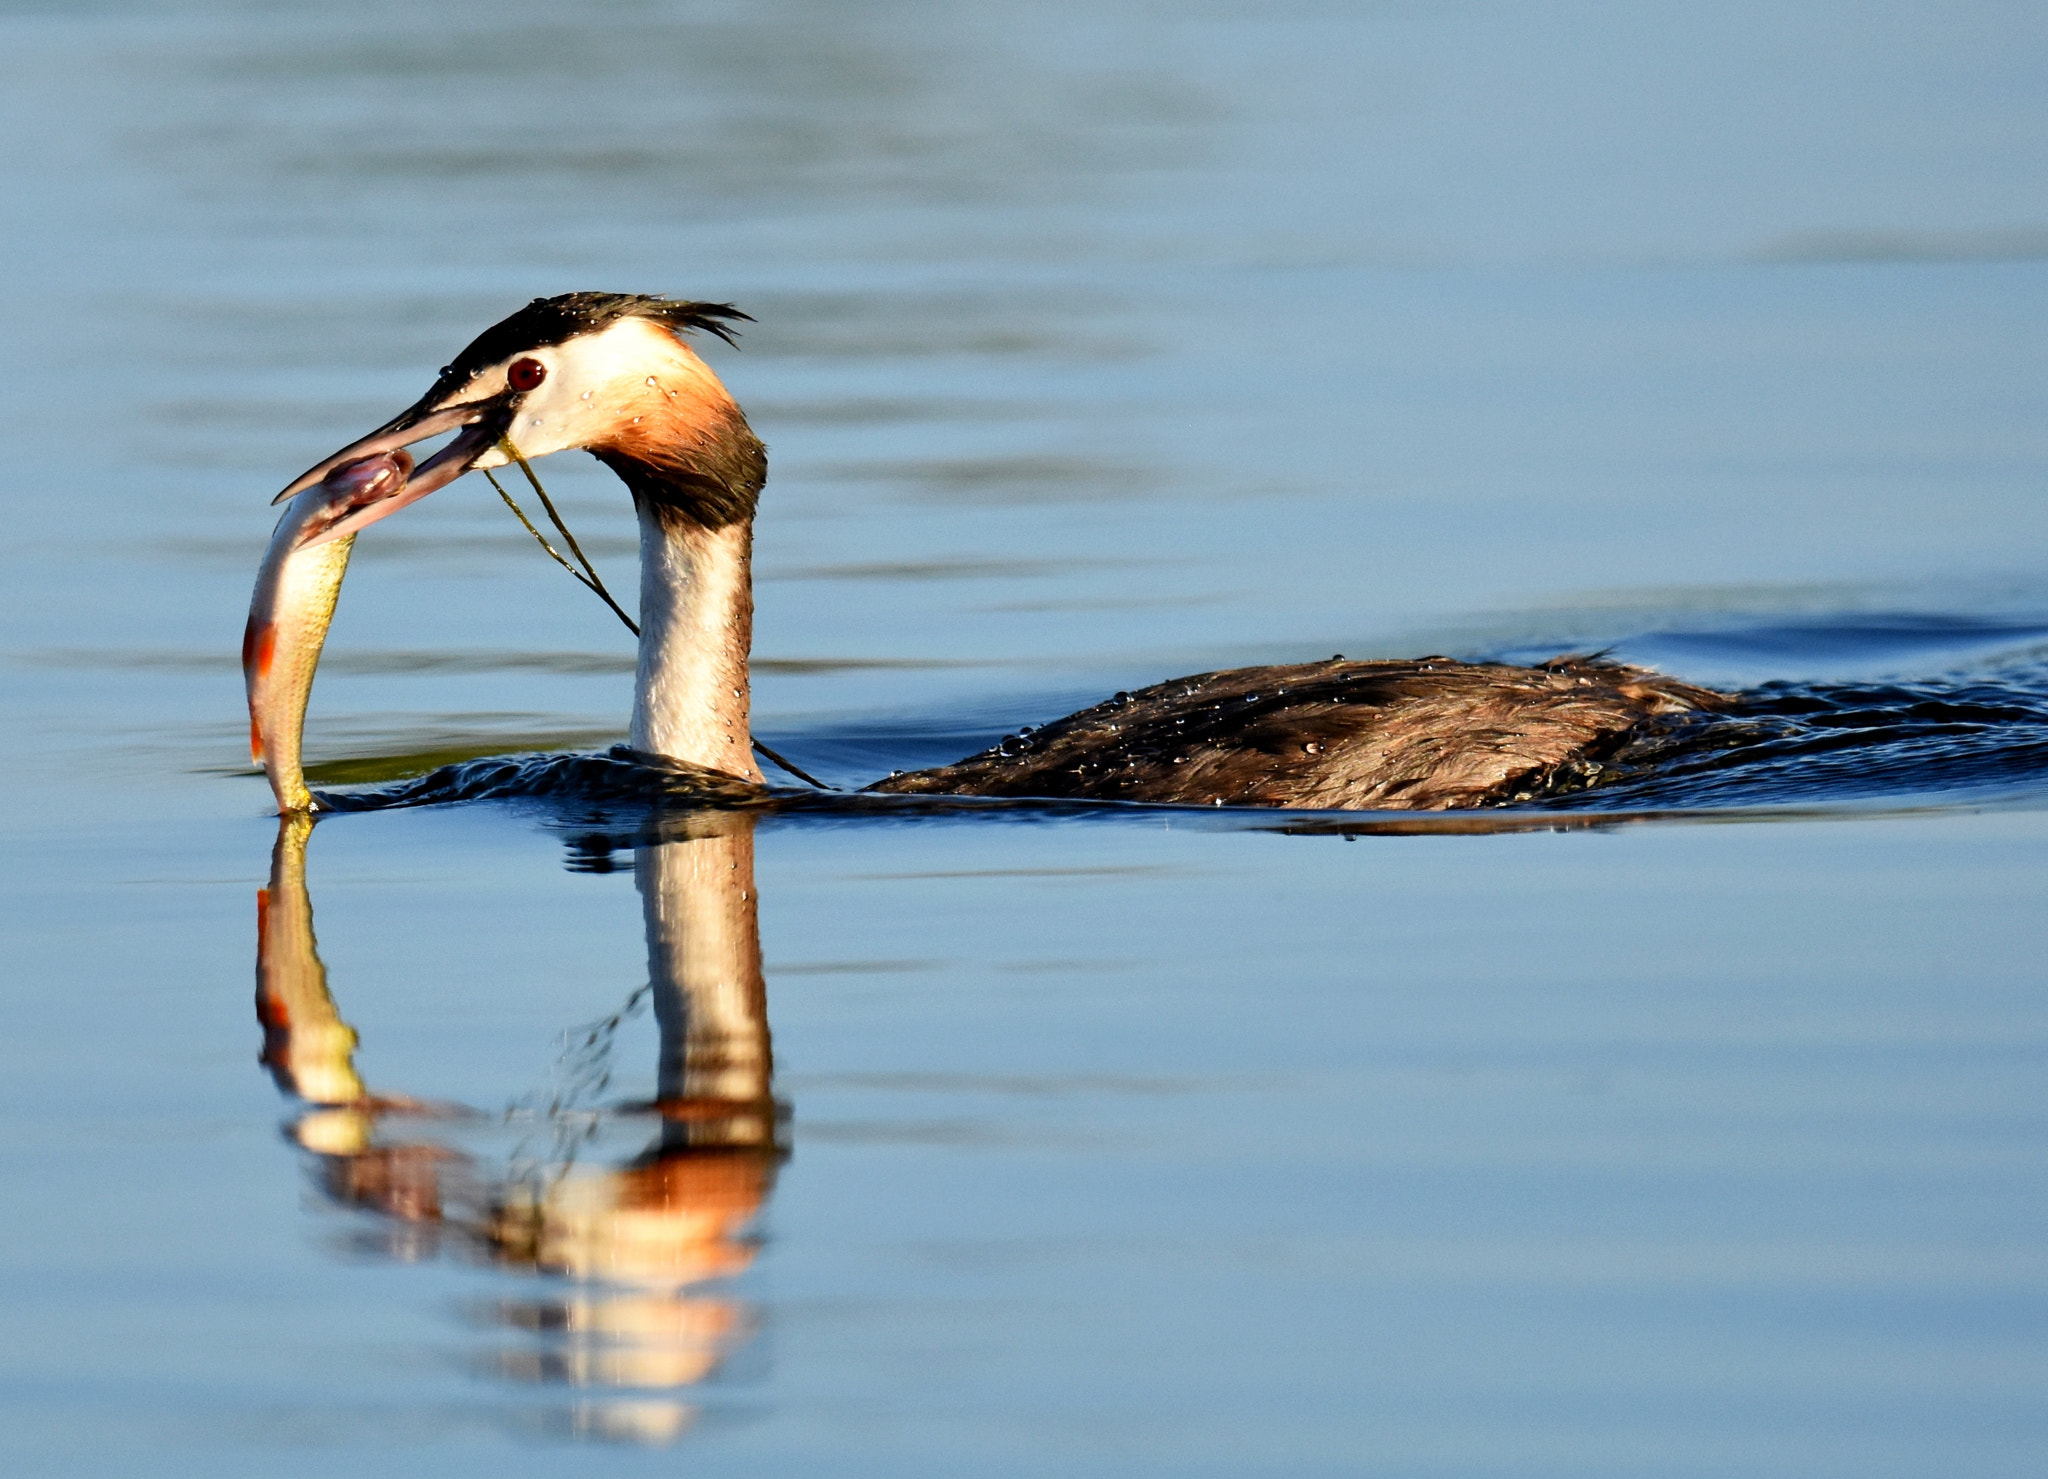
494,319 -> 687,458
503,384 -> 598,457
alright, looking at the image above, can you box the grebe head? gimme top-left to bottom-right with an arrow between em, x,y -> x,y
270,292 -> 761,550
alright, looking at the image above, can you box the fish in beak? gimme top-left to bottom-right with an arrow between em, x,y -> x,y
244,379 -> 519,813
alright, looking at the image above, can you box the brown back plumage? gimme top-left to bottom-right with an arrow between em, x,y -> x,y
869,657 -> 1728,810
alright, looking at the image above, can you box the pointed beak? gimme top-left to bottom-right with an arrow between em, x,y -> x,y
270,386 -> 515,551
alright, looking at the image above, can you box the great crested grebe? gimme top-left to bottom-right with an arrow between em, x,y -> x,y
245,293 -> 1725,814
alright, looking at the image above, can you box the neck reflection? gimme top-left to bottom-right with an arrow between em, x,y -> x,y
255,810 -> 786,1442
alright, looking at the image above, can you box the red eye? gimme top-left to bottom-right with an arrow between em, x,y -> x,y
507,357 -> 547,391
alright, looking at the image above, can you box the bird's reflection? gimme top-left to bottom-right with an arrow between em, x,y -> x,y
256,810 -> 787,1444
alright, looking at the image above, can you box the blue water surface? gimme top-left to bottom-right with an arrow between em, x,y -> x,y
2,2 -> 2048,1474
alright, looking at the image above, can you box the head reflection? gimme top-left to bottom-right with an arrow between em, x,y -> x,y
255,809 -> 786,1442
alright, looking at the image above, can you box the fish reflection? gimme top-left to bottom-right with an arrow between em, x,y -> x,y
255,810 -> 786,1443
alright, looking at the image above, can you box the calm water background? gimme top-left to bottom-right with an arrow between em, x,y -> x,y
4,1 -> 2048,1473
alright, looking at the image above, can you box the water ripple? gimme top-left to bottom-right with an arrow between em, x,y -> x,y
1551,662 -> 2048,812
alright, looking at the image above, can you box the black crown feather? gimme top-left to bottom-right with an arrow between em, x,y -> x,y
437,293 -> 753,385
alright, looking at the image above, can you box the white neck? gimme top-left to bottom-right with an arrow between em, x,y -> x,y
630,507 -> 763,783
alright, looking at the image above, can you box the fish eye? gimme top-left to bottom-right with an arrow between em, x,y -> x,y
507,357 -> 547,392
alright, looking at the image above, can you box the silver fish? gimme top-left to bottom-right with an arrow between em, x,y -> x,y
243,452 -> 411,813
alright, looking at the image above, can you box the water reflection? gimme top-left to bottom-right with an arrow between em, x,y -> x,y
255,810 -> 786,1443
